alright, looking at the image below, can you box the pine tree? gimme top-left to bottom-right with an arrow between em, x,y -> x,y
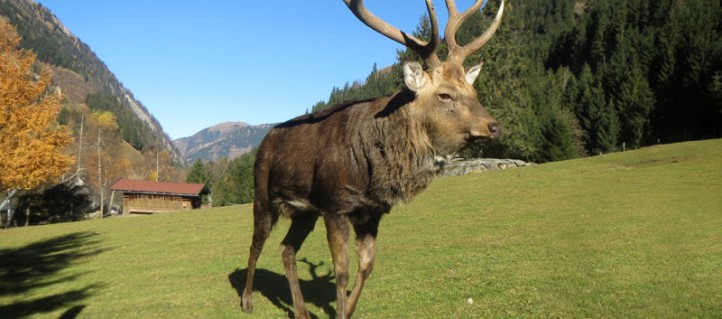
186,159 -> 210,205
573,64 -> 620,154
186,159 -> 209,184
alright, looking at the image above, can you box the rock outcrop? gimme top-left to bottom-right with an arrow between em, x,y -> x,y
441,158 -> 535,176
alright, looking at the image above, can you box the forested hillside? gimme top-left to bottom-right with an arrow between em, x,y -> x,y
314,0 -> 722,163
0,0 -> 182,163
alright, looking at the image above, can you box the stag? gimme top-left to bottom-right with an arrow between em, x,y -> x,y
241,1 -> 505,318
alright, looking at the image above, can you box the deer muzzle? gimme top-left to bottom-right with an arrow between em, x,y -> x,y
469,120 -> 501,140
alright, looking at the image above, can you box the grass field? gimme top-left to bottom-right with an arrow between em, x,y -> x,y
1,139 -> 721,318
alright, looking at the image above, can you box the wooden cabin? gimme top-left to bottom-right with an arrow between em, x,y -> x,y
109,178 -> 209,215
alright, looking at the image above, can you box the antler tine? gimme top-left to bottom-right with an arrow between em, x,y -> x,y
424,0 -> 442,67
444,0 -> 484,57
343,0 -> 441,68
446,0 -> 505,64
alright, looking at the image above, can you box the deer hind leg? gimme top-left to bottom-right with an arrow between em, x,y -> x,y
324,214 -> 352,319
281,214 -> 319,319
346,214 -> 381,317
242,199 -> 278,313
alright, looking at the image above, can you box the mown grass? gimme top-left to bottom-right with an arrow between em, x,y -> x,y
1,139 -> 721,318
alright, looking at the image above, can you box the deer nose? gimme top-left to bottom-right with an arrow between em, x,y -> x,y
488,122 -> 501,138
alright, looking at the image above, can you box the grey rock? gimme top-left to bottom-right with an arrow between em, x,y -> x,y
441,158 -> 535,176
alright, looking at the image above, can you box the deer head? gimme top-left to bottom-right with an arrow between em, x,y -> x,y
344,0 -> 505,155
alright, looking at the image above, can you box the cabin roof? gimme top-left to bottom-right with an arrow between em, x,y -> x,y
109,178 -> 209,197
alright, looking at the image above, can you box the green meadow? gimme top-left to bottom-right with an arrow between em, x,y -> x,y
1,139 -> 721,318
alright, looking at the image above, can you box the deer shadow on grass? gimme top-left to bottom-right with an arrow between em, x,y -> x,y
229,258 -> 337,319
0,232 -> 105,318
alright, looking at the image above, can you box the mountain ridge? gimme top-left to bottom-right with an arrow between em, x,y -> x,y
174,122 -> 274,163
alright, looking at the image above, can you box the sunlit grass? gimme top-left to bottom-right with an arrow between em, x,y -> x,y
1,139 -> 721,318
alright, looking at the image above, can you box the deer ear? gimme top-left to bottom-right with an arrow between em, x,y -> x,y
465,62 -> 484,85
403,62 -> 426,92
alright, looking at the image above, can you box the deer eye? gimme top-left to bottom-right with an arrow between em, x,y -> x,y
438,93 -> 453,102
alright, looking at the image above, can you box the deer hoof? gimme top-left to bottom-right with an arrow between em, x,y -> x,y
242,297 -> 253,313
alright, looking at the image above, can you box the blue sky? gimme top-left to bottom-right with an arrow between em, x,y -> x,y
36,0 -> 486,139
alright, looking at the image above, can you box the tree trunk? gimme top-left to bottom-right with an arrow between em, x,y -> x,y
76,114 -> 84,175
24,206 -> 30,226
108,190 -> 116,217
1,189 -> 18,227
6,206 -> 13,227
98,129 -> 103,218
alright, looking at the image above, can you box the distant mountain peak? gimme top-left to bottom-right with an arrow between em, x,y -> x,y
209,121 -> 249,132
174,122 -> 273,164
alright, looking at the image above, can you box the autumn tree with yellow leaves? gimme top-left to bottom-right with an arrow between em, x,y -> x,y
91,110 -> 120,215
0,17 -> 74,222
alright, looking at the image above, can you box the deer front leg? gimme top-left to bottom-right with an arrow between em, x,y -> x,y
324,214 -> 351,319
346,215 -> 381,317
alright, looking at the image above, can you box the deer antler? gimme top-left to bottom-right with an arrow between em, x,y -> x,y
445,0 -> 505,64
343,0 -> 442,68
343,0 -> 504,68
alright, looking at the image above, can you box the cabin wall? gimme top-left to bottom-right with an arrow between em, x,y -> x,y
120,193 -> 199,214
